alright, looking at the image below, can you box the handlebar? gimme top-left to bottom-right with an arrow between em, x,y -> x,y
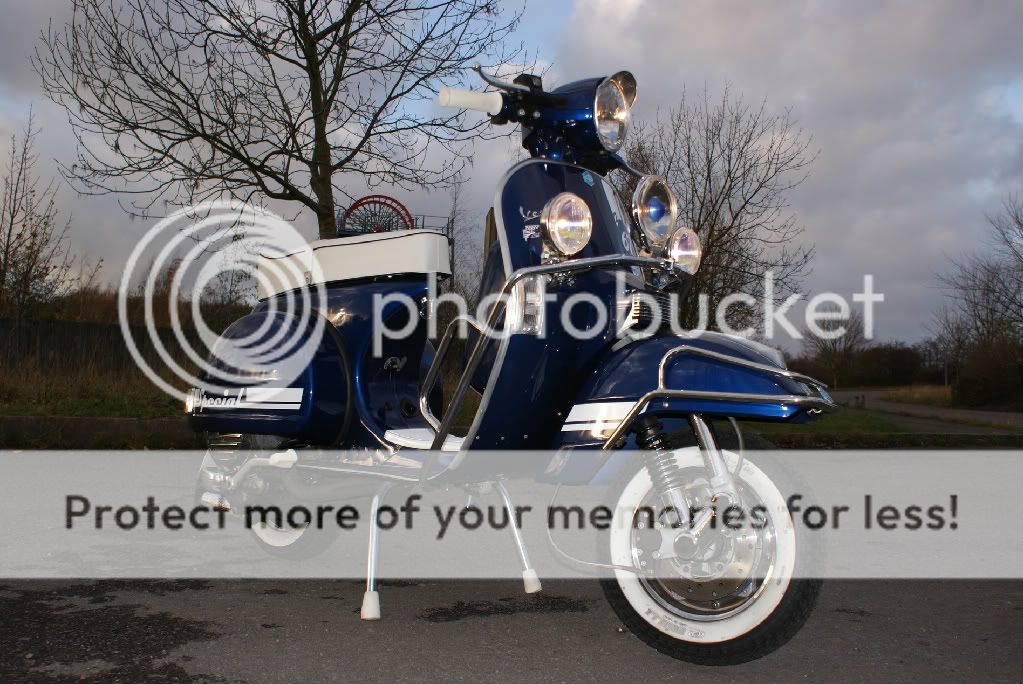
437,87 -> 504,116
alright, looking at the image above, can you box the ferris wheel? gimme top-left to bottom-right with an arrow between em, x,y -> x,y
339,195 -> 414,236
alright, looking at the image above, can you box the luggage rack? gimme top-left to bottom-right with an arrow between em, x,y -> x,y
335,195 -> 454,264
597,345 -> 837,450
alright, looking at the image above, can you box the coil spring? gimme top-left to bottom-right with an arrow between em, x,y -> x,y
635,417 -> 687,495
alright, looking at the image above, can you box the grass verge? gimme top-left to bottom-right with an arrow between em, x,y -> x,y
882,385 -> 953,408
0,360 -> 183,419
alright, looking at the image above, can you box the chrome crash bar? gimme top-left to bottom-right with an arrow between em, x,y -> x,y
418,254 -> 680,459
599,345 -> 838,450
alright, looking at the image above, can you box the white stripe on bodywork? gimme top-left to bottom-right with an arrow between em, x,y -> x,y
564,401 -> 636,423
561,401 -> 637,433
243,387 -> 304,404
561,421 -> 622,433
235,402 -> 302,410
201,402 -> 301,411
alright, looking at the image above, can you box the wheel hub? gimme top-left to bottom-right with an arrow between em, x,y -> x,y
631,475 -> 775,619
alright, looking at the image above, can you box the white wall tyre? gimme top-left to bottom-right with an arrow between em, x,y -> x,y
249,517 -> 339,560
251,521 -> 307,547
601,445 -> 821,665
235,434 -> 341,561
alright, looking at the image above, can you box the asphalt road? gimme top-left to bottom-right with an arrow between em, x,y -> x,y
829,390 -> 1023,433
2,579 -> 1020,683
839,406 -> 1013,434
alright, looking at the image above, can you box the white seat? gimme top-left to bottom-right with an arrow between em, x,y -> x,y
257,230 -> 451,298
384,428 -> 464,452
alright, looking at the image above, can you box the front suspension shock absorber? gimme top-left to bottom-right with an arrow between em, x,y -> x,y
634,415 -> 691,528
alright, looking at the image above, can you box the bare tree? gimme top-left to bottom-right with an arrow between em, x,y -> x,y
925,305 -> 973,386
0,113 -> 85,321
445,179 -> 482,304
801,310 -> 866,388
924,197 -> 1023,406
939,197 -> 1023,340
613,84 -> 816,331
986,195 -> 1023,327
990,195 -> 1023,268
939,257 -> 1016,341
36,0 -> 526,238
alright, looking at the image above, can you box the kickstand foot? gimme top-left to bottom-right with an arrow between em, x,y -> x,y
360,483 -> 392,620
360,590 -> 381,620
495,480 -> 542,595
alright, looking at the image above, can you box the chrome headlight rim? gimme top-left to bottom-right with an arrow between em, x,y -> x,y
540,192 -> 593,257
666,224 -> 702,275
631,175 -> 679,248
594,71 -> 637,152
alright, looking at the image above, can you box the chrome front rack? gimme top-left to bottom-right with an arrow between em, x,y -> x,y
416,252 -> 837,471
600,345 -> 837,449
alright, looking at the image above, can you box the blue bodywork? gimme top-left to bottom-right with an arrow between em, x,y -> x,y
428,159 -> 828,482
190,71 -> 833,484
575,334 -> 808,424
188,276 -> 442,450
187,309 -> 350,444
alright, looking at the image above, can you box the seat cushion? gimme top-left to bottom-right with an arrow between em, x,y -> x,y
258,230 -> 451,298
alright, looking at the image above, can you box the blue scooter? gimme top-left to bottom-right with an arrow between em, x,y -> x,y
189,65 -> 836,664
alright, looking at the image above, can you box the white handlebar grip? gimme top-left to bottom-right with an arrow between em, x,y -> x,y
438,87 -> 503,115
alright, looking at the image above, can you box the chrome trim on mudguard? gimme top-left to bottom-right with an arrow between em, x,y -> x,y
600,344 -> 837,450
656,345 -> 828,390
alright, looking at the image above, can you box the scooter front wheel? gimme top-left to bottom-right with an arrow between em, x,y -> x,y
601,447 -> 820,665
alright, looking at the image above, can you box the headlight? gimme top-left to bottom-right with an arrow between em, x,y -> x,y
506,277 -> 545,335
632,175 -> 678,247
541,192 -> 592,256
594,71 -> 636,151
667,225 -> 702,274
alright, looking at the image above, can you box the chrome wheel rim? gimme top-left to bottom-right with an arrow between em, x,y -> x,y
630,470 -> 777,622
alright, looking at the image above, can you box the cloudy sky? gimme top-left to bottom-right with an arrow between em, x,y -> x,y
1,0 -> 1020,347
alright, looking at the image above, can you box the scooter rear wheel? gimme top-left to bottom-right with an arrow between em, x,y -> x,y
237,434 -> 341,561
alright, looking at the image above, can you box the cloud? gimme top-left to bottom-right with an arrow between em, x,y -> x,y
552,0 -> 1023,344
0,2 -> 532,281
1,0 -> 1020,351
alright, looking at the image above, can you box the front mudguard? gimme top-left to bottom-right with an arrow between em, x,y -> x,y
545,331 -> 835,484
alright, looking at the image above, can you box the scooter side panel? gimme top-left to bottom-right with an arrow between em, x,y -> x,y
316,277 -> 436,449
186,309 -> 350,445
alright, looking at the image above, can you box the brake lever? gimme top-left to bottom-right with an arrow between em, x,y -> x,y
473,63 -> 530,93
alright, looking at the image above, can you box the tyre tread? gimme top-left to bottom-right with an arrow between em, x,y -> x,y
600,578 -> 821,665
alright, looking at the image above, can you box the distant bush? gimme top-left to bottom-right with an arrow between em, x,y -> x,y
0,318 -> 189,418
952,336 -> 1023,410
0,286 -> 251,419
848,343 -> 922,387
790,341 -> 926,389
